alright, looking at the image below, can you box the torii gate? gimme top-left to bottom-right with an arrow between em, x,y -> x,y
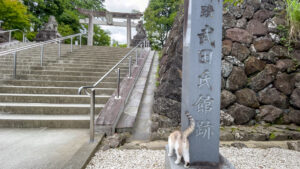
77,8 -> 143,47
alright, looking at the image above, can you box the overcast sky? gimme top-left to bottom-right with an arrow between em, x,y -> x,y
102,0 -> 149,44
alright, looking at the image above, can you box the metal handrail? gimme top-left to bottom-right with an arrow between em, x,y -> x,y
0,29 -> 26,43
0,33 -> 85,78
78,39 -> 150,142
78,38 -> 148,95
0,33 -> 84,56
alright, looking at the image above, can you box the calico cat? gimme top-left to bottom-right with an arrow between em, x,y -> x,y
168,111 -> 195,168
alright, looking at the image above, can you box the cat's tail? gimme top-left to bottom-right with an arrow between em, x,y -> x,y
183,111 -> 195,138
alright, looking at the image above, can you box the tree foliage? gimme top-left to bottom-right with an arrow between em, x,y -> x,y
144,0 -> 183,50
0,0 -> 31,31
286,0 -> 300,40
81,25 -> 111,46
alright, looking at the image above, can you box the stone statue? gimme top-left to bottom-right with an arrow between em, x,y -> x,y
35,16 -> 61,42
136,20 -> 146,37
44,16 -> 58,31
131,20 -> 146,47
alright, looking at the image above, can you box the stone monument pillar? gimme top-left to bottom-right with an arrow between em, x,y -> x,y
181,0 -> 223,164
35,16 -> 61,42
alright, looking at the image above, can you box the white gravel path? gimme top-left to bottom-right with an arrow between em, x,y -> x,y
86,147 -> 300,169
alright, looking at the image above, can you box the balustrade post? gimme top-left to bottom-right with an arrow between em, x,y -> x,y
80,34 -> 82,48
71,37 -> 73,52
136,48 -> 138,65
58,40 -> 61,58
116,68 -> 121,99
40,45 -> 44,66
9,31 -> 11,44
128,56 -> 132,78
13,52 -> 17,79
90,89 -> 95,143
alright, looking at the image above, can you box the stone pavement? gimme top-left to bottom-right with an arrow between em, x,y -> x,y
0,128 -> 95,169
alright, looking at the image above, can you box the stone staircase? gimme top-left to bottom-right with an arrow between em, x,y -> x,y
0,44 -> 132,128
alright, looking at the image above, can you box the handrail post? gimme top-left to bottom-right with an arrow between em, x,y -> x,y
71,37 -> 73,52
13,52 -> 17,79
40,45 -> 44,66
115,68 -> 121,99
128,56 -> 132,78
22,33 -> 25,43
136,48 -> 138,65
80,34 -> 82,48
90,89 -> 95,143
9,30 -> 11,44
58,40 -> 61,58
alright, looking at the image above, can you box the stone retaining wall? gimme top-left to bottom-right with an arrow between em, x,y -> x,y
152,0 -> 300,134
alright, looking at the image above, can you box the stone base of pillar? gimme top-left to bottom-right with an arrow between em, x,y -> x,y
165,146 -> 235,169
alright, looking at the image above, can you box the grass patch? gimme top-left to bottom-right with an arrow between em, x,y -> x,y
269,132 -> 277,140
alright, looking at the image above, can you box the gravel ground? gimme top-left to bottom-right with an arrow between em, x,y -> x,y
86,147 -> 300,169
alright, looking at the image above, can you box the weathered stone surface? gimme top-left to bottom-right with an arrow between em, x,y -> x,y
221,90 -> 236,108
226,28 -> 253,44
227,103 -> 256,125
253,9 -> 274,22
223,13 -> 237,29
222,60 -> 233,78
287,141 -> 300,151
222,39 -> 232,55
294,73 -> 300,88
257,105 -> 283,123
249,64 -> 278,91
224,55 -> 245,67
226,66 -> 248,91
246,0 -> 262,11
290,88 -> 300,109
236,18 -> 247,29
257,52 -> 278,63
269,33 -> 281,43
247,19 -> 268,36
235,88 -> 260,108
293,50 -> 300,62
220,110 -> 234,126
274,73 -> 294,95
153,97 -> 181,127
269,45 -> 289,59
258,87 -> 288,109
151,114 -> 174,129
253,38 -> 274,52
245,56 -> 266,75
288,109 -> 300,125
231,142 -> 248,149
231,42 -> 250,61
220,131 -> 234,141
243,5 -> 255,19
276,59 -> 295,72
156,66 -> 182,101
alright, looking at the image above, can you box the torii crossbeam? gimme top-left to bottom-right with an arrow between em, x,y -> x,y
77,8 -> 143,46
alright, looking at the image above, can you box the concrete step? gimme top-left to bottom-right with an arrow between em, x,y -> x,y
0,86 -> 115,95
29,66 -> 130,72
0,114 -> 90,128
0,69 -> 128,77
0,102 -> 104,115
2,80 -> 117,88
47,62 -> 130,68
4,74 -> 126,82
0,94 -> 110,104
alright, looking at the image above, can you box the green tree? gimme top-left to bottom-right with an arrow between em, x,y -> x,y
0,0 -> 31,31
82,25 -> 111,46
144,0 -> 183,50
73,0 -> 105,11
